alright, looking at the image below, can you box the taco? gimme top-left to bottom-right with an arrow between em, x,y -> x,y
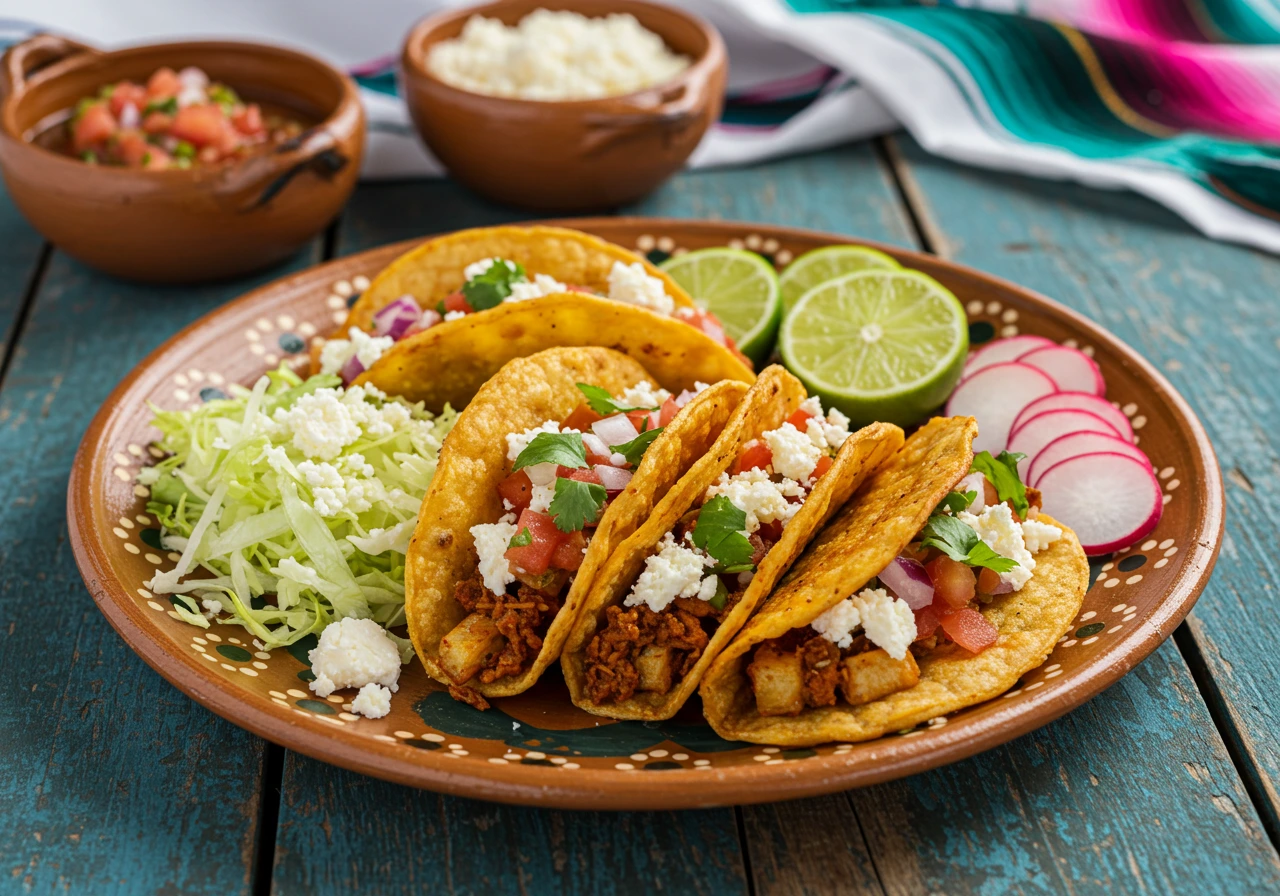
700,416 -> 1090,747
314,225 -> 754,412
560,365 -> 905,721
404,345 -> 749,708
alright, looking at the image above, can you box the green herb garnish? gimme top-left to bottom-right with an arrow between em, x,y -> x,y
609,426 -> 663,466
937,490 -> 976,515
462,259 -> 526,312
691,496 -> 755,570
144,97 -> 178,116
920,514 -> 1017,573
548,477 -> 606,533
576,383 -> 655,416
971,450 -> 1029,519
512,432 -> 587,471
708,577 -> 729,611
507,527 -> 533,549
173,140 -> 196,159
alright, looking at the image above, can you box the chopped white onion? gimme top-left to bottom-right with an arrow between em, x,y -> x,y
673,389 -> 697,408
592,414 -> 639,448
958,472 -> 987,511
524,462 -> 558,486
119,103 -> 140,129
594,465 -> 633,491
177,66 -> 209,88
581,432 -> 610,458
878,556 -> 935,610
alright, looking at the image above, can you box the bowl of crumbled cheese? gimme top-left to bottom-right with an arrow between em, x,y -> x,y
401,0 -> 726,210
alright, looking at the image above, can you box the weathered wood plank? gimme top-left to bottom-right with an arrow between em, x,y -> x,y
741,796 -> 884,896
0,243 -> 320,895
0,189 -> 46,354
881,134 -> 1280,890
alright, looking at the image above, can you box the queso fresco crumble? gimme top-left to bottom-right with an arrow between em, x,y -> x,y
426,9 -> 691,101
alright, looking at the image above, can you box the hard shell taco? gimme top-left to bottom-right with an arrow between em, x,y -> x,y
560,365 -> 905,721
404,346 -> 749,708
700,416 -> 1090,747
314,225 -> 754,412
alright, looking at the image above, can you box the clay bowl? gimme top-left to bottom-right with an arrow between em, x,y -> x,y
0,35 -> 365,283
400,0 -> 726,211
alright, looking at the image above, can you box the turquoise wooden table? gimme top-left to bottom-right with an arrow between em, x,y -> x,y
3,135 -> 1279,895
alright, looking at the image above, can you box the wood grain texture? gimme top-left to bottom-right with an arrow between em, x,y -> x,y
890,134 -> 1280,810
0,244 -> 318,895
0,189 -> 45,356
741,796 -> 883,896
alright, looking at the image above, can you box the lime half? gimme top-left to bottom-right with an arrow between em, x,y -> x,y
661,248 -> 781,365
778,245 -> 900,314
780,270 -> 968,426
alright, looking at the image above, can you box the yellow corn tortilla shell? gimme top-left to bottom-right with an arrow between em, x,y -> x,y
561,365 -> 906,721
355,293 -> 755,413
343,224 -> 695,333
405,346 -> 748,698
700,418 -> 1089,746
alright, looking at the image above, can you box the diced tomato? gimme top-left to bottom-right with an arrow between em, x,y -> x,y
142,112 -> 174,134
169,104 -> 229,148
925,555 -> 976,609
108,82 -> 148,117
146,66 -> 181,99
680,307 -> 727,345
561,403 -> 602,434
757,520 -> 784,544
232,103 -> 264,136
812,454 -> 833,481
981,477 -> 998,508
503,509 -> 563,575
914,604 -> 942,641
625,409 -> 661,432
564,284 -> 593,293
550,530 -> 587,571
976,566 -> 1003,595
142,146 -> 172,169
115,130 -> 151,166
786,409 -> 814,430
73,103 -> 116,151
939,607 -> 999,654
496,469 -> 533,512
442,292 -> 473,314
562,466 -> 603,485
658,396 -> 681,427
733,440 -> 772,474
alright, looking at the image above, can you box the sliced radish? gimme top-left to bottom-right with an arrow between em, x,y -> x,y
1012,392 -> 1134,443
945,362 -> 1058,455
1036,452 -> 1162,555
962,335 -> 1054,380
1029,431 -> 1151,486
1008,409 -> 1121,480
1017,346 -> 1105,396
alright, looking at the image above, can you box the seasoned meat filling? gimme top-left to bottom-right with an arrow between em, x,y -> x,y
584,604 -> 711,704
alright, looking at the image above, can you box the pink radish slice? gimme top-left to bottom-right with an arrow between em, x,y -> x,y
962,335 -> 1054,380
1036,452 -> 1162,555
1017,346 -> 1105,396
1012,392 -> 1134,443
1008,409 -> 1121,480
1029,431 -> 1151,486
944,361 -> 1058,455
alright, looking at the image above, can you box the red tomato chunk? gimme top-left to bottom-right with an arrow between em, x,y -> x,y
550,530 -> 587,571
734,440 -> 773,474
496,469 -> 533,512
503,509 -> 563,575
925,555 -> 976,609
939,607 -> 999,653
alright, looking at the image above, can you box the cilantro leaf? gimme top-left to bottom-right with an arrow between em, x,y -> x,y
462,259 -> 526,311
144,96 -> 178,116
610,426 -> 663,466
920,514 -> 1017,573
548,477 -> 606,532
971,450 -> 1029,519
507,527 -> 532,549
576,383 -> 653,416
692,496 -> 755,570
937,490 -> 976,515
708,577 -> 729,611
512,432 -> 587,471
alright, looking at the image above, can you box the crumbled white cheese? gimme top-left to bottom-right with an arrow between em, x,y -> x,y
608,261 -> 675,316
959,503 -> 1036,591
620,381 -> 671,410
704,468 -> 804,533
470,513 -> 518,592
763,422 -> 824,483
805,408 -> 852,452
507,273 -> 568,302
271,385 -> 412,461
623,532 -> 716,613
811,598 -> 861,649
297,457 -> 376,518
506,420 -> 563,462
427,10 -> 690,101
443,310 -> 467,322
464,257 -> 500,280
346,519 -> 415,556
308,617 -> 402,698
350,683 -> 392,719
529,481 -> 556,513
851,588 -> 916,660
318,327 -> 394,376
201,597 -> 225,617
1021,519 -> 1063,554
696,574 -> 720,603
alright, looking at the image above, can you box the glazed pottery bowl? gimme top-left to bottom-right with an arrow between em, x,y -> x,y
0,35 -> 364,283
400,0 -> 727,211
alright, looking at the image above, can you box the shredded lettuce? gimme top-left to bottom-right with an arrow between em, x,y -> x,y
141,364 -> 456,654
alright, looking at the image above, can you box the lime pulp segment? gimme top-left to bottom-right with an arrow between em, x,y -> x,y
778,245 -> 900,314
660,248 -> 781,365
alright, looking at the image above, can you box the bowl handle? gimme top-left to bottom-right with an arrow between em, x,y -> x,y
212,126 -> 351,212
579,84 -> 704,156
2,34 -> 99,96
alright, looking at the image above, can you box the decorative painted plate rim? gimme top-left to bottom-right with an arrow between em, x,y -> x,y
68,217 -> 1224,810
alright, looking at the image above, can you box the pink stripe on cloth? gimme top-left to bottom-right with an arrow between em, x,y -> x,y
349,53 -> 398,77
730,65 -> 835,103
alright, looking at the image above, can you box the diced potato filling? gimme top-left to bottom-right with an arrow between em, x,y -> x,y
746,646 -> 805,717
636,645 -> 675,694
439,613 -> 506,685
839,649 -> 919,706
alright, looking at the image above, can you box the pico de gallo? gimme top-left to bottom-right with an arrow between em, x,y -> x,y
582,391 -> 852,706
58,66 -> 305,169
745,450 -> 1065,718
318,256 -> 750,384
440,379 -> 698,709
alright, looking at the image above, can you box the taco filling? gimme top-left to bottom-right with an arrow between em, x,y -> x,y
320,256 -> 744,384
745,450 -> 1064,717
583,397 -> 853,704
440,379 -> 704,708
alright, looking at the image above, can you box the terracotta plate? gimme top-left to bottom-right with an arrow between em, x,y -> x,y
68,218 -> 1223,810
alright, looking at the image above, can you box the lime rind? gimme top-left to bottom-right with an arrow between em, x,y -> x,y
778,245 -> 900,314
661,248 -> 781,365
